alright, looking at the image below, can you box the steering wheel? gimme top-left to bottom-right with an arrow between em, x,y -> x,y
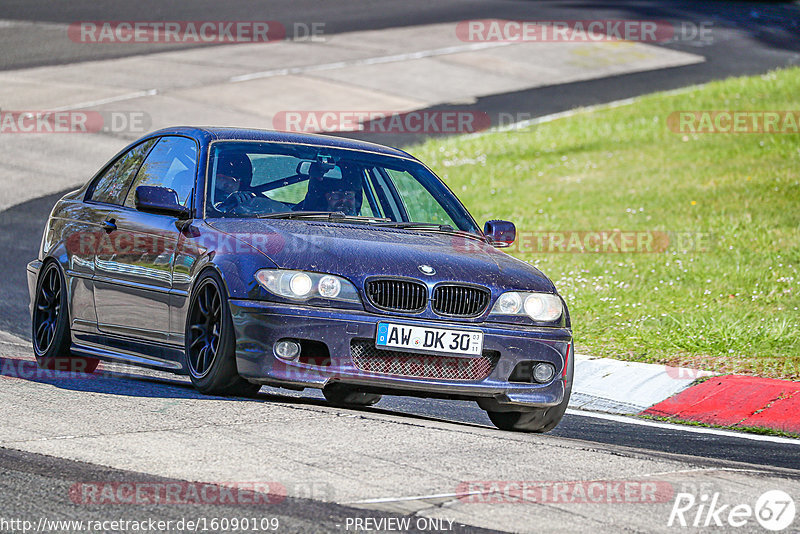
215,191 -> 256,215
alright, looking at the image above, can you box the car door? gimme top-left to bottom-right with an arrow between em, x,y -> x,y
75,138 -> 157,334
93,135 -> 198,345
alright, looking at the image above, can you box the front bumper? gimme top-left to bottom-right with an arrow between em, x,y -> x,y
230,300 -> 572,410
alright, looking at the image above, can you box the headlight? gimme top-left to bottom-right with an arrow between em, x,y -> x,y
489,291 -> 562,322
495,292 -> 522,314
289,272 -> 313,297
318,275 -> 342,298
255,269 -> 361,304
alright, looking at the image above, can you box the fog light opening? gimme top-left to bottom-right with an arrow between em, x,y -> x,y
532,362 -> 556,383
275,339 -> 301,361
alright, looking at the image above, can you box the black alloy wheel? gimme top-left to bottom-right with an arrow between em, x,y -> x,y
186,271 -> 261,397
33,262 -> 63,355
187,278 -> 222,379
32,261 -> 99,373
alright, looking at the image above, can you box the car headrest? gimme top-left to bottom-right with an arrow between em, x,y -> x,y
216,152 -> 253,189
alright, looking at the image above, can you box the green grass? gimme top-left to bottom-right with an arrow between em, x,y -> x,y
407,68 -> 800,380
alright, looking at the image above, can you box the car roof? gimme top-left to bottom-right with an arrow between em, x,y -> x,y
146,126 -> 416,160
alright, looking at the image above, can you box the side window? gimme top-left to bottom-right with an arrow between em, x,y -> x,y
124,136 -> 198,208
88,139 -> 156,205
385,168 -> 458,227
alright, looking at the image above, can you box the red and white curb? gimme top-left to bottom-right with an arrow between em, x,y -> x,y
571,353 -> 800,435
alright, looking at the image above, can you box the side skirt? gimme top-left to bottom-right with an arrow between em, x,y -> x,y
71,332 -> 188,375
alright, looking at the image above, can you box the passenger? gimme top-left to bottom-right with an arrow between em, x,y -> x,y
322,182 -> 359,216
296,162 -> 363,216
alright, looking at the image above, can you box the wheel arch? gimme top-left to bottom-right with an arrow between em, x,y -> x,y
34,254 -> 72,321
185,247 -> 277,301
186,264 -> 231,302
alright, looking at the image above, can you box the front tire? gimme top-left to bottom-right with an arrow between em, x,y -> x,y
486,403 -> 567,433
486,366 -> 573,433
32,261 -> 99,373
186,271 -> 261,397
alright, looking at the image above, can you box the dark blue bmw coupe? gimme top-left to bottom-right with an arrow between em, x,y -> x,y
27,127 -> 573,432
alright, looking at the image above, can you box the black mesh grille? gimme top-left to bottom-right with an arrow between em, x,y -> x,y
432,285 -> 490,317
350,340 -> 499,381
366,279 -> 427,313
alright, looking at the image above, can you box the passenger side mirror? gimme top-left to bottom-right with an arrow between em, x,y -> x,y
484,220 -> 516,248
135,186 -> 191,219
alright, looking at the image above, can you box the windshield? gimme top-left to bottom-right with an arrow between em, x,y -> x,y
204,141 -> 481,233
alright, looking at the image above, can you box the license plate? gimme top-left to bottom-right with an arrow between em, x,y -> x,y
376,323 -> 484,357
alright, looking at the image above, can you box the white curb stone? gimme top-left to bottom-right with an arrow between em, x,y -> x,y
568,353 -> 715,415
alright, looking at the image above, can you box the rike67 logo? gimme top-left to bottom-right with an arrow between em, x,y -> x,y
668,490 -> 796,531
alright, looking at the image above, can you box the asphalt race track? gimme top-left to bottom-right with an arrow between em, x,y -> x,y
0,1 -> 799,532
1,0 -> 799,72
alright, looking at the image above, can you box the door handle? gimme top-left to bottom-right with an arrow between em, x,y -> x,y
102,218 -> 117,233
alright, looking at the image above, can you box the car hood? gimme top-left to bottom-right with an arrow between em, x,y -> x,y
207,219 -> 556,293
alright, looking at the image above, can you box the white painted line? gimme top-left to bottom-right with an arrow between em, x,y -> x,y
467,82 -> 709,137
345,467 -> 780,506
49,89 -> 159,112
229,41 -> 513,83
347,492 -> 462,505
0,331 -> 29,347
565,409 -> 800,445
0,344 -> 31,352
641,467 -> 775,477
0,19 -> 67,30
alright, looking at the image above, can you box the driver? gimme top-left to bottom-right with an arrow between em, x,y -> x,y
213,152 -> 283,215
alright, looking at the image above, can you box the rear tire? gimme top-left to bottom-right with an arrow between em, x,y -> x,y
32,261 -> 99,374
322,383 -> 382,407
185,271 -> 261,397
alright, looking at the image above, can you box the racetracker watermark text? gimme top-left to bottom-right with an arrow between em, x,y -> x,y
0,111 -> 150,134
68,21 -> 287,43
454,231 -> 714,254
66,230 -> 714,259
273,110 -> 491,134
1,357 -> 99,381
70,482 -> 287,505
457,480 -> 674,504
668,111 -> 800,134
456,19 -> 675,42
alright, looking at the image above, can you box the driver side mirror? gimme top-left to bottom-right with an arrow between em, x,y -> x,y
135,186 -> 191,219
484,220 -> 516,248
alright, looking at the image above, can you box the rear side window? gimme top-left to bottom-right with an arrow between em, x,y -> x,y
88,139 -> 156,205
124,136 -> 198,208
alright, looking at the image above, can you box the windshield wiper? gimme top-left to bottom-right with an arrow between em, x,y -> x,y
258,213 -> 486,242
258,211 -> 342,220
372,221 -> 487,242
257,211 -> 390,222
372,221 -> 454,231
